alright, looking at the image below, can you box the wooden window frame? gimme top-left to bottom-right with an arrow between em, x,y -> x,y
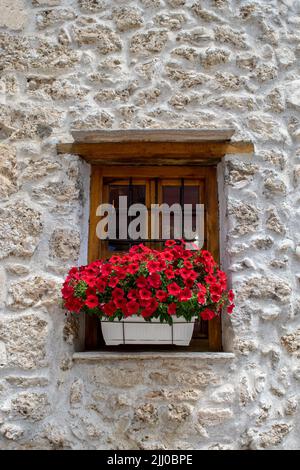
86,165 -> 221,352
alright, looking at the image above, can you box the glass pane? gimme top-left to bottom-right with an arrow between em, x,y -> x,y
109,185 -> 129,207
184,186 -> 199,205
162,185 -> 199,205
109,185 -> 146,206
108,184 -> 146,252
163,186 -> 180,206
162,185 -> 199,240
108,240 -> 131,252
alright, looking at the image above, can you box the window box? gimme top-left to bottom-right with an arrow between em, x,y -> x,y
101,316 -> 196,346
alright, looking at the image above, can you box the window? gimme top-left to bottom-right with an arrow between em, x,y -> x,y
57,128 -> 253,353
86,166 -> 221,352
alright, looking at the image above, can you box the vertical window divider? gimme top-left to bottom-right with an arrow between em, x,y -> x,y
180,178 -> 185,241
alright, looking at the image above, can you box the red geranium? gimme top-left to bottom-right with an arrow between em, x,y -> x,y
148,273 -> 161,289
200,309 -> 216,321
168,303 -> 177,315
227,303 -> 235,314
167,282 -> 181,297
126,300 -> 139,316
139,289 -> 152,301
136,276 -> 148,288
165,268 -> 175,279
103,301 -> 116,316
85,295 -> 99,309
156,290 -> 168,302
179,287 -> 192,302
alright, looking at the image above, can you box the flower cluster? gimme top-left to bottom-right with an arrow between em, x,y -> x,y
61,241 -> 234,324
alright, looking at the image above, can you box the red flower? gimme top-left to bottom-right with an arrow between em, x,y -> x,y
103,301 -> 116,316
85,287 -> 96,297
209,283 -> 222,303
187,270 -> 198,282
113,297 -> 125,308
148,273 -> 161,289
112,287 -> 125,299
147,260 -> 160,273
179,268 -> 198,282
157,259 -> 166,271
181,248 -> 192,259
126,300 -> 139,316
172,245 -> 184,258
81,273 -> 97,287
128,289 -> 139,300
110,255 -> 121,264
227,303 -> 235,314
139,289 -> 152,301
129,245 -> 140,254
168,303 -> 177,315
108,276 -> 118,288
197,284 -> 206,305
183,260 -> 193,269
127,262 -> 139,274
65,297 -> 83,313
197,293 -> 205,304
85,295 -> 99,309
165,240 -> 176,247
69,267 -> 79,276
61,284 -> 74,299
136,276 -> 148,288
217,269 -> 227,289
197,283 -> 206,294
228,289 -> 234,303
156,290 -> 168,302
165,268 -> 175,279
114,266 -> 127,279
161,251 -> 174,261
179,287 -> 192,302
146,298 -> 158,313
95,279 -> 106,293
102,264 -> 113,276
167,282 -> 181,297
184,278 -> 195,288
141,309 -> 153,318
200,309 -> 215,321
204,273 -> 217,285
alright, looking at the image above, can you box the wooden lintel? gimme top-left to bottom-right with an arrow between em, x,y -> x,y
56,141 -> 254,166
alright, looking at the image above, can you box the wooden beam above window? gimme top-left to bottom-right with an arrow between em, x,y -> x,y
56,129 -> 254,166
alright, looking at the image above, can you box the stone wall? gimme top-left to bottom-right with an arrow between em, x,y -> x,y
0,0 -> 300,450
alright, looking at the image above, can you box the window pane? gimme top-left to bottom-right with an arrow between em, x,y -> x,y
183,186 -> 199,205
109,185 -> 129,207
162,185 -> 199,240
162,185 -> 199,205
108,184 -> 146,252
163,186 -> 180,206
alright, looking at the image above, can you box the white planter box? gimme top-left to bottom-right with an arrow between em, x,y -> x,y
101,316 -> 195,346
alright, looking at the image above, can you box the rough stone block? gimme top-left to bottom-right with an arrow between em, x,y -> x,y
130,30 -> 168,55
0,314 -> 48,369
0,202 -> 42,260
8,276 -> 60,309
11,392 -> 50,421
